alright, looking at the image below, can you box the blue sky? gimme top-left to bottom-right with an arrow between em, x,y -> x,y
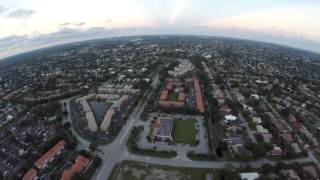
0,0 -> 320,58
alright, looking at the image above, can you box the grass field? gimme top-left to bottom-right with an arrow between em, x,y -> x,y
167,92 -> 179,101
173,120 -> 197,144
109,161 -> 221,180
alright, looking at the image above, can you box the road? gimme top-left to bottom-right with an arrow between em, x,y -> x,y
123,151 -> 317,169
94,73 -> 159,180
94,90 -> 153,180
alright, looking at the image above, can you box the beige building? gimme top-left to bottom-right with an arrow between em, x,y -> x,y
85,112 -> 98,132
100,95 -> 129,131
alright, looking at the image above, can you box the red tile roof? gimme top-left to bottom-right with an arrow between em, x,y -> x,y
159,100 -> 184,108
23,168 -> 37,180
166,84 -> 173,90
154,118 -> 161,128
35,140 -> 65,169
178,93 -> 185,102
167,82 -> 183,86
166,78 -> 182,83
160,90 -> 168,100
280,133 -> 293,143
219,106 -> 232,113
289,114 -> 297,122
194,79 -> 201,91
61,155 -> 89,180
292,122 -> 304,131
194,79 -> 204,113
178,87 -> 184,92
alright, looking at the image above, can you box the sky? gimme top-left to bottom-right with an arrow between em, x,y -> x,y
0,0 -> 320,59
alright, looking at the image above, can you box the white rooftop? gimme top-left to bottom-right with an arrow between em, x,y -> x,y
240,172 -> 259,180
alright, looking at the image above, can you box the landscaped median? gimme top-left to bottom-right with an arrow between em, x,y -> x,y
187,150 -> 216,161
127,126 -> 177,158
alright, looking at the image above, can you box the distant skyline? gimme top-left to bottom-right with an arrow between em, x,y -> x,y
1,0 -> 320,58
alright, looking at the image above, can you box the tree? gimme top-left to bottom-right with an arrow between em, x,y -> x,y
89,142 -> 98,151
260,163 -> 274,175
63,110 -> 68,116
221,164 -> 241,180
64,122 -> 71,130
275,161 -> 286,172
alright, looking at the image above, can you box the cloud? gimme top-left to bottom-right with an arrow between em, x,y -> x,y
75,22 -> 85,26
7,9 -> 35,19
0,5 -> 6,14
59,22 -> 85,27
0,27 -> 151,59
59,22 -> 72,26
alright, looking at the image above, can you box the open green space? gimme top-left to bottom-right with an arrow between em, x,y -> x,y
167,92 -> 179,101
173,120 -> 197,144
108,161 -> 225,180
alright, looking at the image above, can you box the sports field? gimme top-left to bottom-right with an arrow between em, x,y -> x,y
173,120 -> 197,144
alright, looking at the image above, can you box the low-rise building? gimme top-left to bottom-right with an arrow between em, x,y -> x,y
60,155 -> 90,180
151,117 -> 174,141
34,140 -> 65,169
23,168 -> 37,180
256,125 -> 269,134
224,115 -> 237,123
240,172 -> 260,180
100,95 -> 129,131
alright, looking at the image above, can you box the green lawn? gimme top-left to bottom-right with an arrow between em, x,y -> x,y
173,120 -> 197,144
167,92 -> 179,101
108,161 -> 222,180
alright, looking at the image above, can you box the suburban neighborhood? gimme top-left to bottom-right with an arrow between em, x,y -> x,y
0,35 -> 320,180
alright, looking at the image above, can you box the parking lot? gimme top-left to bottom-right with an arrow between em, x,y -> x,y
137,112 -> 210,158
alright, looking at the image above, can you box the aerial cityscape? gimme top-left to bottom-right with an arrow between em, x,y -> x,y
0,35 -> 319,180
1,1 -> 320,180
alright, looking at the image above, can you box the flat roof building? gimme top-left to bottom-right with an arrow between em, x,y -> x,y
224,115 -> 237,123
85,112 -> 98,132
100,108 -> 114,131
100,95 -> 129,131
81,100 -> 92,112
152,117 -> 174,141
